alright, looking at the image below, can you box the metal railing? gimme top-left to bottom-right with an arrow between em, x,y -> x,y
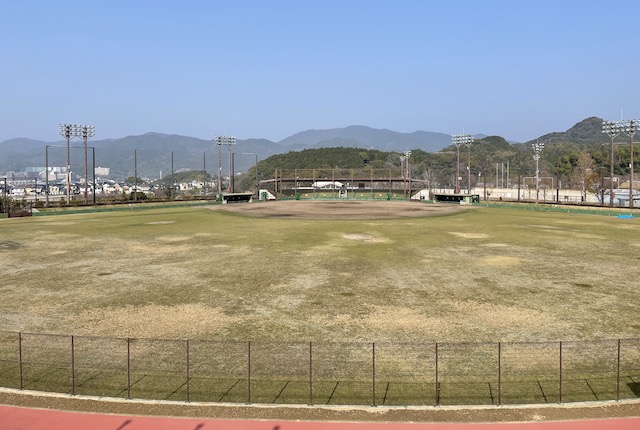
1,332 -> 638,406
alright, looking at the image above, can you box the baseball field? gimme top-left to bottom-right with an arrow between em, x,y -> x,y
1,200 -> 639,406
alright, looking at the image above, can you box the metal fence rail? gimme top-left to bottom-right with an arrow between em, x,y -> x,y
0,331 -> 638,406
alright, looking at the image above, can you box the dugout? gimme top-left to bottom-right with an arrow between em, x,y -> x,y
433,193 -> 480,204
221,192 -> 253,204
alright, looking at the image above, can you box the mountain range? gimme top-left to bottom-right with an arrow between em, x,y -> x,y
0,118 -> 604,179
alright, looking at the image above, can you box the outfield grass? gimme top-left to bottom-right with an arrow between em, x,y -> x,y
1,203 -> 640,405
2,203 -> 639,342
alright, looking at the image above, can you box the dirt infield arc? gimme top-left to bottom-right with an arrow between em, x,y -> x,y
3,404 -> 640,430
207,200 -> 472,219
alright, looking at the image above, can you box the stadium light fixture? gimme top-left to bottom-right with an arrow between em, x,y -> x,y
532,140 -> 544,203
215,135 -> 236,195
59,124 -> 74,205
403,150 -> 412,198
452,134 -> 474,194
59,124 -> 95,205
73,125 -> 95,204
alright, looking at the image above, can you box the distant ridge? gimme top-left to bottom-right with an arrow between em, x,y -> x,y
0,126 -> 457,178
531,117 -> 602,145
279,125 -> 451,152
0,118 -> 608,178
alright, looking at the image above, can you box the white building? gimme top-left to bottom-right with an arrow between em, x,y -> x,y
94,167 -> 110,176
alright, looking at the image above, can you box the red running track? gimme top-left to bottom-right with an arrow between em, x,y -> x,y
2,405 -> 640,430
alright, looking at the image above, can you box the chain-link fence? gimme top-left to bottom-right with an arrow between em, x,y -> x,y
1,331 -> 638,406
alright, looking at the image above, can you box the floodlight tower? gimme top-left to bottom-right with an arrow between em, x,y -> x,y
451,134 -> 474,194
623,119 -> 638,210
451,135 -> 463,193
73,125 -> 95,203
216,137 -> 222,196
403,150 -> 412,198
532,140 -> 544,203
227,137 -> 236,193
215,135 -> 236,196
59,124 -> 74,205
602,120 -> 623,207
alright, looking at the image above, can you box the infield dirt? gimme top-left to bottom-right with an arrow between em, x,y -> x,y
205,200 -> 473,219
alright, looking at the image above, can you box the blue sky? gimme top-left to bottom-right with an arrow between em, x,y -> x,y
1,0 -> 639,143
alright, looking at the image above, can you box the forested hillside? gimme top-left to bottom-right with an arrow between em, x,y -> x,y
235,121 -> 635,195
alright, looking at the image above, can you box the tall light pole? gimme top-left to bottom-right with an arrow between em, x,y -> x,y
59,124 -> 73,205
602,120 -> 623,207
452,134 -> 474,193
451,136 -> 463,193
59,124 -> 95,205
532,140 -> 544,203
215,135 -> 236,195
216,137 -> 222,196
74,125 -> 95,204
403,150 -> 411,199
623,119 -> 638,210
453,134 -> 475,194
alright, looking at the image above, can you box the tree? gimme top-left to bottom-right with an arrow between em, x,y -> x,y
126,176 -> 145,185
570,150 -> 595,201
127,191 -> 147,201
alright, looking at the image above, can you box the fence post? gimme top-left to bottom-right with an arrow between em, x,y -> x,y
247,341 -> 251,403
558,341 -> 563,403
435,342 -> 439,406
497,342 -> 501,406
616,339 -> 621,401
309,341 -> 313,406
186,339 -> 190,403
127,337 -> 131,399
18,332 -> 23,390
372,342 -> 376,406
71,335 -> 75,396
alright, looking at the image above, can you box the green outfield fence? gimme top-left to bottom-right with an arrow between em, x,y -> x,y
1,332 -> 639,406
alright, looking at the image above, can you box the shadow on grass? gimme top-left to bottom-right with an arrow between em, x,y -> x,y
627,382 -> 640,397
